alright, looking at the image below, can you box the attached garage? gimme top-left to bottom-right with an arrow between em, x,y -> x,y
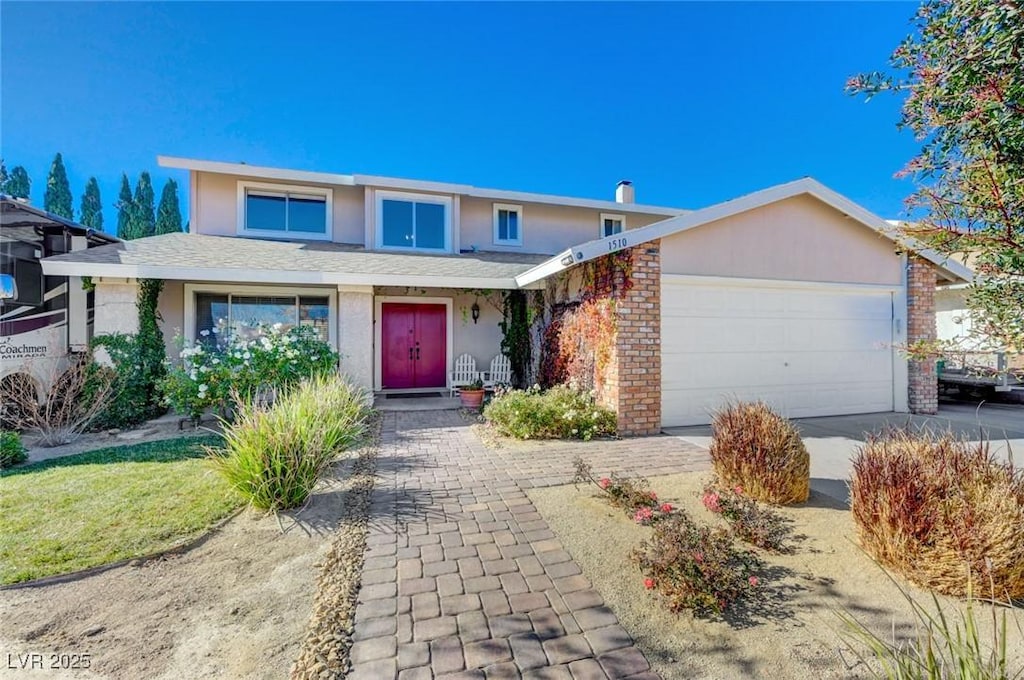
660,276 -> 896,426
657,192 -> 908,427
512,177 -> 974,435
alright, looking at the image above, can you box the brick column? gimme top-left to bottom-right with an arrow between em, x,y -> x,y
612,241 -> 662,436
907,256 -> 938,414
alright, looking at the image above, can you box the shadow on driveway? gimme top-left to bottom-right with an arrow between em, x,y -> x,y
663,401 -> 1024,506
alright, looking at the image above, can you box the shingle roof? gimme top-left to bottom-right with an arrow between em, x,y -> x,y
41,232 -> 550,287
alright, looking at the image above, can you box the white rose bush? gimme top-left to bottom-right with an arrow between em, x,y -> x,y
162,324 -> 339,421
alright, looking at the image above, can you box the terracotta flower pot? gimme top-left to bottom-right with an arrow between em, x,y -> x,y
459,389 -> 485,410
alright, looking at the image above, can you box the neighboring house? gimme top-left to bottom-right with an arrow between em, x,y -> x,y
1,197 -> 119,395
41,157 -> 972,431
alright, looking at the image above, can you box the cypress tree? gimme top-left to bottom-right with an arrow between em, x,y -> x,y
44,152 -> 74,218
155,179 -> 182,235
116,173 -> 134,239
132,171 -> 156,238
0,161 -> 8,192
6,166 -> 31,199
79,177 -> 104,230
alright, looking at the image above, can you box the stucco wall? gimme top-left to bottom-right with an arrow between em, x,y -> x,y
338,287 -> 374,389
193,171 -> 669,256
373,286 -> 505,377
660,195 -> 903,285
458,196 -> 668,255
193,172 -> 365,244
159,280 -> 185,359
94,280 -> 140,337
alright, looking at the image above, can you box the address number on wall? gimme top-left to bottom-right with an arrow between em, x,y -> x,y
607,237 -> 628,251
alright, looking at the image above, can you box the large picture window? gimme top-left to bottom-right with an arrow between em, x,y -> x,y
375,190 -> 451,251
237,181 -> 331,239
194,292 -> 330,346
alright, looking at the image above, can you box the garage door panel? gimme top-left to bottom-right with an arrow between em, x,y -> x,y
661,277 -> 895,427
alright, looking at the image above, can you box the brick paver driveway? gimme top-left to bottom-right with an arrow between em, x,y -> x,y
347,411 -> 709,680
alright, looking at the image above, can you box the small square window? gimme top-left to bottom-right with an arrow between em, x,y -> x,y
493,204 -> 523,245
600,213 -> 625,238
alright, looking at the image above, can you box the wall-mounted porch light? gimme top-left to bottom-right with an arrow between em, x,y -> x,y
471,302 -> 480,324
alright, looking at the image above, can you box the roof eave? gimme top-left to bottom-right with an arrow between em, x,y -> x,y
39,258 -> 539,290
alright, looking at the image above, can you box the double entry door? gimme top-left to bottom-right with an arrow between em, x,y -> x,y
380,303 -> 447,390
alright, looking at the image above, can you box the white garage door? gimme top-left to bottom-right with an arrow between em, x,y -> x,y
661,276 -> 896,427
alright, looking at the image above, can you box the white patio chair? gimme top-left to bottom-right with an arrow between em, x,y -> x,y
483,354 -> 513,390
449,353 -> 481,397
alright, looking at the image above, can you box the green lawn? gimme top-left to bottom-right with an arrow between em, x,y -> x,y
0,437 -> 241,585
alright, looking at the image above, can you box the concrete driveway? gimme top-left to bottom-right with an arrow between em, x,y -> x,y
664,401 -> 1024,504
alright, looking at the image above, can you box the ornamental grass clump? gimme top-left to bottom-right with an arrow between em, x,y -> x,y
209,375 -> 372,513
850,430 -> 1024,599
709,401 -> 810,505
838,567 -> 1024,680
484,385 -> 616,440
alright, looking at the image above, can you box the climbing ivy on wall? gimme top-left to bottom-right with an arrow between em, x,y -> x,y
500,291 -> 531,388
136,278 -> 167,418
538,250 -> 633,390
87,278 -> 167,429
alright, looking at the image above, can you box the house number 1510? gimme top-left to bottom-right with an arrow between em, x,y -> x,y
608,237 -> 627,251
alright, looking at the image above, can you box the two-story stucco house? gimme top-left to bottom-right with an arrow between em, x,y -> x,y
42,156 -> 972,432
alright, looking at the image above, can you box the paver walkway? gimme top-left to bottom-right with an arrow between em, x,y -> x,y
348,411 -> 710,680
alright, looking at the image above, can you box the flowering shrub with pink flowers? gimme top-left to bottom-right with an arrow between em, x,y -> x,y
700,481 -> 794,552
632,511 -> 763,617
573,457 -> 667,522
574,457 -> 766,617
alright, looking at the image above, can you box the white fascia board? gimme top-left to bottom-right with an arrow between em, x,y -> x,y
515,249 -> 577,287
40,259 -> 530,290
467,187 -> 686,216
159,156 -> 688,216
356,175 -> 687,215
158,156 -> 357,186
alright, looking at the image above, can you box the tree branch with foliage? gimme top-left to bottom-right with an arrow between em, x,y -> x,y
848,0 -> 1023,352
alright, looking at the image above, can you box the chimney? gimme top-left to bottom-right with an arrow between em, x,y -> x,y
615,180 -> 634,204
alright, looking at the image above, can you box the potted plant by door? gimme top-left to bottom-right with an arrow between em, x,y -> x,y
459,378 -> 486,410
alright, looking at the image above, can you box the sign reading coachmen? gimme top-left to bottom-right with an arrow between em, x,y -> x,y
0,337 -> 50,359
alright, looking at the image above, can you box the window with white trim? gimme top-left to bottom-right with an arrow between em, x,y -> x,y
492,203 -> 522,245
194,293 -> 330,347
375,190 -> 452,251
237,181 -> 331,239
600,213 -> 625,238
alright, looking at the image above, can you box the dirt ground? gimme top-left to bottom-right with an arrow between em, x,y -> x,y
530,471 -> 1024,680
0,460 -> 356,680
21,415 -> 220,464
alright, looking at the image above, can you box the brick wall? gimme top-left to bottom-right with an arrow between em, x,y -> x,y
907,255 -> 938,414
613,242 -> 662,435
591,242 -> 662,436
545,242 -> 663,436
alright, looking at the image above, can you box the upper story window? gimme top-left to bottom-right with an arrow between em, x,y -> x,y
600,213 -> 625,238
493,203 -> 522,246
375,190 -> 452,252
237,181 -> 332,240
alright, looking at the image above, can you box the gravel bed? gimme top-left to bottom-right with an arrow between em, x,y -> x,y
290,419 -> 381,679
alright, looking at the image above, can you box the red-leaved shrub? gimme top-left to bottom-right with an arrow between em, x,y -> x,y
709,401 -> 810,505
850,430 -> 1024,598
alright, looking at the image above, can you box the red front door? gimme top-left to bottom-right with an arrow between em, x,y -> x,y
381,303 -> 447,389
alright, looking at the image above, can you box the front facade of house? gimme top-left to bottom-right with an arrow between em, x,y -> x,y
42,157 -> 972,433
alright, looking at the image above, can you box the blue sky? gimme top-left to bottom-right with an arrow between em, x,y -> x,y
2,2 -> 919,229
